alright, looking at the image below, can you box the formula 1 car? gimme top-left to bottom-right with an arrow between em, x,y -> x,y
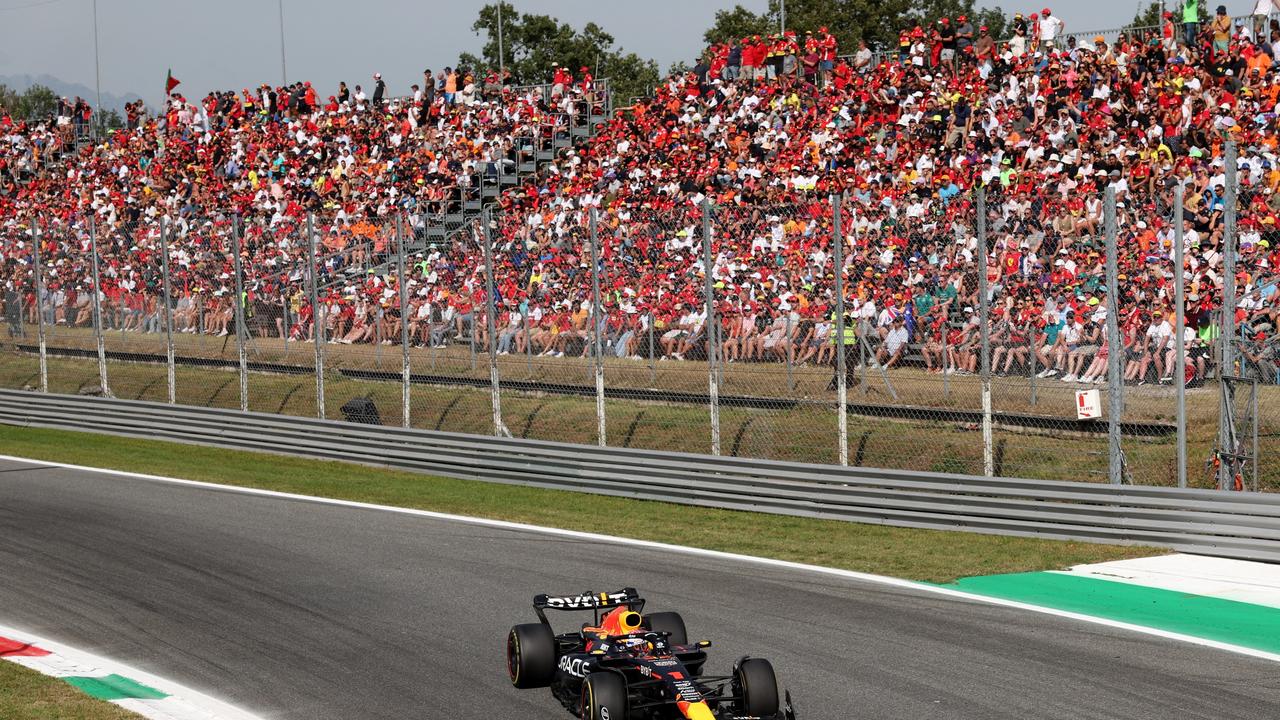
506,588 -> 797,720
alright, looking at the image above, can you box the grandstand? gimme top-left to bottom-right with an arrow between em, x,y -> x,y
2,5 -> 1279,395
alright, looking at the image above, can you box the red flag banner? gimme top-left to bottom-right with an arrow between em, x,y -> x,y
165,69 -> 180,95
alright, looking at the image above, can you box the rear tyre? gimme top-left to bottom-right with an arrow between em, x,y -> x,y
507,623 -> 556,689
734,658 -> 779,716
642,611 -> 687,645
581,672 -> 629,720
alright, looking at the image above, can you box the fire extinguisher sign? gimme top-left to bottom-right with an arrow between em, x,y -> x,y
1075,389 -> 1102,420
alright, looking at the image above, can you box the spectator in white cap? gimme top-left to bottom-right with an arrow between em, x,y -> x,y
371,72 -> 386,109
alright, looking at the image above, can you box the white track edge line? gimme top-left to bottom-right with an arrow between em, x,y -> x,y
0,621 -> 265,720
4,452 -> 1280,666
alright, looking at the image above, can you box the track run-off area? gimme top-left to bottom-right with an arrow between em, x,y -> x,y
1,457 -> 1278,719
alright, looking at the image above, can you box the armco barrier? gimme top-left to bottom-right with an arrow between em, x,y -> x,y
0,389 -> 1277,561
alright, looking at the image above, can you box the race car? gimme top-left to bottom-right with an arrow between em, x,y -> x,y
505,587 -> 797,720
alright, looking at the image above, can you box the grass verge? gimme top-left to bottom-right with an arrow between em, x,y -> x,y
0,661 -> 143,720
0,424 -> 1159,583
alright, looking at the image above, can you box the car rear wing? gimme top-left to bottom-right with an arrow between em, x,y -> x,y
532,587 -> 645,624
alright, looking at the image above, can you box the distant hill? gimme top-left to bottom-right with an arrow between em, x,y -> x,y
0,74 -> 145,115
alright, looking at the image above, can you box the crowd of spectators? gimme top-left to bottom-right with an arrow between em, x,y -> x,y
1,64 -> 602,349
3,5 -> 1280,388
468,5 -> 1280,386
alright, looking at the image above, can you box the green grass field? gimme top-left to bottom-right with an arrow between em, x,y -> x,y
0,661 -> 143,720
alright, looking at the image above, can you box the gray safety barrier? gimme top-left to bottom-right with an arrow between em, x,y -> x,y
0,389 -> 1276,562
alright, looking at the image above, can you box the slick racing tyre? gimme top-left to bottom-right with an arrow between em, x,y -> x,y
507,623 -> 556,688
734,657 -> 779,717
642,611 -> 687,645
581,672 -> 629,720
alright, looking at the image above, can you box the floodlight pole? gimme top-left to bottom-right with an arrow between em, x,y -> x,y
92,0 -> 102,137
497,2 -> 506,77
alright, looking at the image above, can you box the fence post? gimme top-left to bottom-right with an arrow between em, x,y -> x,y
231,217 -> 248,413
307,213 -> 325,419
159,216 -> 176,404
1173,182 -> 1187,489
589,209 -> 606,447
1020,203 -> 1035,404
1105,187 -> 1123,485
480,210 -> 505,437
1028,330 -> 1037,405
397,215 -> 411,429
976,189 -> 993,477
87,214 -> 110,396
280,292 -> 289,356
1219,141 -> 1239,491
470,305 -> 478,371
701,200 -> 721,456
784,313 -> 794,394
32,217 -> 47,393
859,328 -> 867,397
832,194 -> 848,466
647,311 -> 656,385
522,312 -> 532,376
941,306 -> 950,397
948,221 -> 964,396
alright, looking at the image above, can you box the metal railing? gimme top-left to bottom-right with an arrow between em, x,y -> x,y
0,389 -> 1276,561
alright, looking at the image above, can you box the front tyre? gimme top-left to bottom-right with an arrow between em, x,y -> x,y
734,657 -> 779,717
581,672 -> 629,720
507,623 -> 556,689
642,611 -> 687,645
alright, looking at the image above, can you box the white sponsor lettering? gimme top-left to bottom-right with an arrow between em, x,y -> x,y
558,656 -> 590,678
673,678 -> 703,702
545,592 -> 630,609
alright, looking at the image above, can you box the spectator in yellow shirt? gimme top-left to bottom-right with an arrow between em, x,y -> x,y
1212,6 -> 1232,53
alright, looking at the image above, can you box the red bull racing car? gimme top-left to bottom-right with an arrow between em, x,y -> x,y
505,588 -> 797,720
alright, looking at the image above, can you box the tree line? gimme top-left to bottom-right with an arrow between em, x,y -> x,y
0,83 -> 123,130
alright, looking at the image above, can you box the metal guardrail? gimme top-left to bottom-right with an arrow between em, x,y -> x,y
0,389 -> 1277,562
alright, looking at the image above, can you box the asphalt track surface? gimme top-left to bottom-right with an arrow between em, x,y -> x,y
2,459 -> 1280,719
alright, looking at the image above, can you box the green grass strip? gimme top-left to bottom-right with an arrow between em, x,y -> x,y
0,661 -> 145,719
940,572 -> 1280,654
0,424 -> 1160,583
62,675 -> 167,702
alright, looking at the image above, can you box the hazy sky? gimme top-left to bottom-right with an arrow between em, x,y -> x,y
0,0 -> 1269,105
